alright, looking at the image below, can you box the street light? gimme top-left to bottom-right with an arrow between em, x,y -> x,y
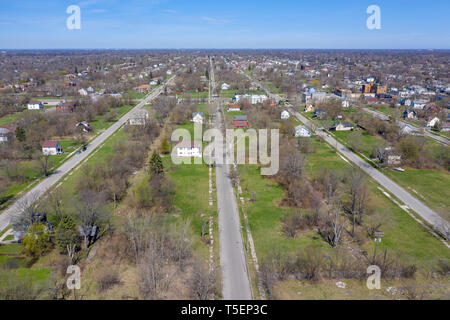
372,231 -> 384,262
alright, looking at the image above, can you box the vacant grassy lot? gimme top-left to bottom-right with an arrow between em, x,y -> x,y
90,105 -> 134,132
123,90 -> 147,100
385,168 -> 450,221
237,135 -> 450,299
333,129 -> 385,158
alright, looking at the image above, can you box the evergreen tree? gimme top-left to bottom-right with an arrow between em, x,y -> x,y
149,151 -> 164,175
55,215 -> 80,261
15,126 -> 26,142
160,137 -> 171,155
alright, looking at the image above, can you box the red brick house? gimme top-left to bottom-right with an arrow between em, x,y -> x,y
57,101 -> 78,112
233,115 -> 249,128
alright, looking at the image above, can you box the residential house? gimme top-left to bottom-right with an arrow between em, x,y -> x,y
403,109 -> 417,120
27,100 -> 43,110
441,123 -> 450,132
129,110 -> 150,126
235,94 -> 268,105
42,140 -> 63,155
76,121 -> 93,132
304,102 -> 315,113
294,125 -> 312,138
411,100 -> 427,110
227,105 -> 241,112
331,122 -> 354,131
342,100 -> 350,108
314,109 -> 327,119
398,123 -> 417,135
0,126 -> 14,143
362,83 -> 387,96
335,88 -> 352,98
78,88 -> 88,96
135,84 -> 151,94
233,115 -> 249,128
192,112 -> 205,124
57,101 -> 78,112
427,117 -> 440,128
281,110 -> 290,119
380,148 -> 402,166
176,141 -> 202,158
221,83 -> 231,90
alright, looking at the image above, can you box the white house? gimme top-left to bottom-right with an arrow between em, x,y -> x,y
150,80 -> 158,86
76,121 -> 93,132
403,109 -> 417,120
78,88 -> 88,96
87,86 -> 95,93
295,125 -> 312,138
27,100 -> 43,110
235,94 -> 268,105
227,105 -> 241,112
192,112 -> 205,124
221,83 -> 231,90
176,141 -> 202,158
398,123 -> 417,135
427,117 -> 440,128
281,110 -> 290,119
331,122 -> 354,131
412,100 -> 427,110
42,140 -> 63,155
129,110 -> 150,126
251,94 -> 268,105
0,126 -> 13,143
342,100 -> 350,108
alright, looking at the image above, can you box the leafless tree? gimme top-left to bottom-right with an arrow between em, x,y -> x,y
189,259 -> 218,300
73,190 -> 109,250
11,192 -> 45,232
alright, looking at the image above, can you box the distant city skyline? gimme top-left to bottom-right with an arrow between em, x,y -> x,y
0,0 -> 449,49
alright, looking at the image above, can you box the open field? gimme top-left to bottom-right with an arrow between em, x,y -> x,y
236,135 -> 450,299
385,168 -> 450,221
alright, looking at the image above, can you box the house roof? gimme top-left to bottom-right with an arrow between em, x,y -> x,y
176,140 -> 202,149
333,122 -> 354,128
234,115 -> 248,121
295,125 -> 310,131
42,140 -> 59,148
192,112 -> 205,118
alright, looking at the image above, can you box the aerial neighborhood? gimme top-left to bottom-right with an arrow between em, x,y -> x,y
0,49 -> 449,302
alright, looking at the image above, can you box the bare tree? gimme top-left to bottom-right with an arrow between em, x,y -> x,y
320,198 -> 345,248
11,192 -> 45,232
73,190 -> 109,250
349,171 -> 370,236
189,259 -> 218,300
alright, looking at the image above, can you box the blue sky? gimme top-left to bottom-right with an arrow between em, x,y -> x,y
0,0 -> 449,49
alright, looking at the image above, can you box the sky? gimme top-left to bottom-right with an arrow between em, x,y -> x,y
0,0 -> 449,49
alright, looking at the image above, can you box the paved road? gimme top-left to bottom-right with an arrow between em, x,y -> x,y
362,107 -> 449,146
245,72 -> 450,238
212,59 -> 252,300
0,77 -> 175,232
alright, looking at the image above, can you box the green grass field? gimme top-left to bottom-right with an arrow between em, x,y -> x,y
385,168 -> 450,221
333,130 -> 385,158
236,135 -> 449,300
123,90 -> 147,100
